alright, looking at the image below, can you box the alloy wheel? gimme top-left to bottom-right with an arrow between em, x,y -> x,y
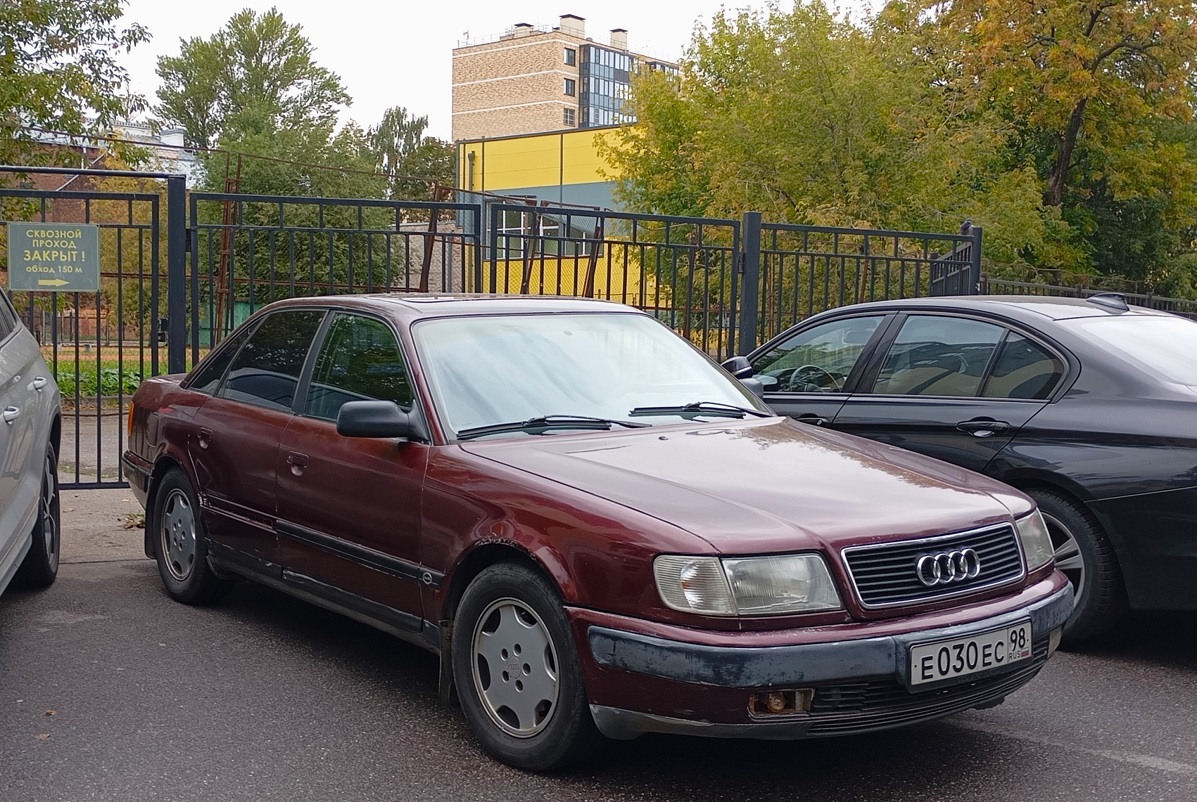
1044,511 -> 1085,611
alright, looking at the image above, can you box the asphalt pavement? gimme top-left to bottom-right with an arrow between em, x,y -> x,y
1,492 -> 1195,801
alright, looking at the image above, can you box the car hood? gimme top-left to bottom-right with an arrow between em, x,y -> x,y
461,418 -> 1029,554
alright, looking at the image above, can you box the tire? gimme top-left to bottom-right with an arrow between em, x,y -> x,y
451,562 -> 604,771
151,469 -> 234,605
13,443 -> 61,589
1027,488 -> 1126,644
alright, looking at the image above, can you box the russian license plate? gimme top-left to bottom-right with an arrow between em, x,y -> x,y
909,621 -> 1033,686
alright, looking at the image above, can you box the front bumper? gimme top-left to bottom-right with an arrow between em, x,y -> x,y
579,578 -> 1071,740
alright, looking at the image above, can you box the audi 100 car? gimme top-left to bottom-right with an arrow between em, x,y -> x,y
733,294 -> 1197,643
123,295 -> 1070,771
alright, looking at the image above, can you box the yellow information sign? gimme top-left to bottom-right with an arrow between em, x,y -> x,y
5,223 -> 101,292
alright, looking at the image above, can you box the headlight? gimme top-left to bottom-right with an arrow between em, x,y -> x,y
1016,511 -> 1054,571
654,554 -> 842,616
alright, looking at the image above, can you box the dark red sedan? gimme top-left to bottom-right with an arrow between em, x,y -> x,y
124,295 -> 1070,770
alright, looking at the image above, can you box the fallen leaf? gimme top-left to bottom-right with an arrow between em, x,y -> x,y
44,710 -> 56,716
35,734 -> 50,741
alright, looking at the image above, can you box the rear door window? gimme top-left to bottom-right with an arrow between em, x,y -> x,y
981,333 -> 1064,400
872,315 -> 1004,397
219,310 -> 325,411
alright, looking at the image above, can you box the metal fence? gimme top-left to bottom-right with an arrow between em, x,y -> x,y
3,163 -> 990,488
0,177 -> 165,488
483,202 -> 743,356
752,218 -> 981,344
189,193 -> 483,355
981,277 -> 1197,320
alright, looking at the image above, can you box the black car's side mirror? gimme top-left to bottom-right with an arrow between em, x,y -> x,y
721,355 -> 754,379
336,400 -> 413,440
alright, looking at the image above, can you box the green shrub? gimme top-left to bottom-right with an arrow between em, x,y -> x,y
55,366 -> 143,398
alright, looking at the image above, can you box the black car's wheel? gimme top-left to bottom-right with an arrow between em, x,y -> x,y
13,443 -> 61,589
452,562 -> 604,771
151,469 -> 233,605
1028,488 -> 1126,643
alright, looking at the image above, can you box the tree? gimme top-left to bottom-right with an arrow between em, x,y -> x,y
367,106 -> 455,206
601,3 -> 1045,260
938,0 -> 1197,208
0,0 -> 149,168
155,7 -> 350,149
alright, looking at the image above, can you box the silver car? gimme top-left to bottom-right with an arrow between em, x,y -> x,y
0,288 -> 61,596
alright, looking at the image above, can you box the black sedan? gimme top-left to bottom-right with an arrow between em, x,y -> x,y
731,294 -> 1197,642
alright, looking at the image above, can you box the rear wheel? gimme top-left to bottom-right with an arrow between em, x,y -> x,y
13,443 -> 61,589
451,562 -> 604,771
1028,488 -> 1125,644
151,469 -> 233,605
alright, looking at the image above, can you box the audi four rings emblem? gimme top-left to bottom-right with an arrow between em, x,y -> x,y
916,549 -> 982,587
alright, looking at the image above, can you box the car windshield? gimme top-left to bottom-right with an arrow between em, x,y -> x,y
412,312 -> 769,438
1067,315 -> 1197,386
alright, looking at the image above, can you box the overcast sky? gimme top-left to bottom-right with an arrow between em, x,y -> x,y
118,0 -> 873,141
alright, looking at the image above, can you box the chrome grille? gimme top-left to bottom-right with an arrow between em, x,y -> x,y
842,523 -> 1025,608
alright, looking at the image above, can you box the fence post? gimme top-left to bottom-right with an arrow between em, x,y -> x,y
968,224 -> 983,295
166,174 -> 187,373
737,211 -> 762,356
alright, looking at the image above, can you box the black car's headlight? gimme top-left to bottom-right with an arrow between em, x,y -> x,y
653,554 -> 842,616
1016,510 -> 1054,571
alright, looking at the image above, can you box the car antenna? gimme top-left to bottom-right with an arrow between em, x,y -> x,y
1086,293 -> 1130,312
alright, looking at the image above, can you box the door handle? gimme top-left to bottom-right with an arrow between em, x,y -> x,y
956,418 -> 1011,438
198,427 -> 212,449
796,414 -> 830,427
2,406 -> 19,424
32,377 -> 47,391
286,451 -> 309,476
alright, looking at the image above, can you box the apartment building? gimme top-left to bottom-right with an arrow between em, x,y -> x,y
452,14 -> 676,142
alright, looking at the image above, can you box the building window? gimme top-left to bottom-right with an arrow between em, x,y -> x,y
564,47 -> 576,66
563,78 -> 576,96
563,108 -> 576,127
496,209 -> 595,259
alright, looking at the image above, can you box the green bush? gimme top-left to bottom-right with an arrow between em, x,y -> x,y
55,366 -> 143,398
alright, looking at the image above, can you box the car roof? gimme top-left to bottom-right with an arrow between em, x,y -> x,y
264,293 -> 638,321
824,294 -> 1176,322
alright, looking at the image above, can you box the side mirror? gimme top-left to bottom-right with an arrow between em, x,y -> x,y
721,355 -> 754,379
336,400 -> 413,439
739,377 -> 766,398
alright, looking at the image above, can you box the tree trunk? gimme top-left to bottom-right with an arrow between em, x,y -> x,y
1045,98 -> 1089,207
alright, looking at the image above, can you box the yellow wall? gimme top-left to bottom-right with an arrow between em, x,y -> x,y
457,128 -> 622,194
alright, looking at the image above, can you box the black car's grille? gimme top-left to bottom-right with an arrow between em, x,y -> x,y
803,638 -> 1049,736
842,523 -> 1025,608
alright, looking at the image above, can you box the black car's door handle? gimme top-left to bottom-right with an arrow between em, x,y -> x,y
956,418 -> 1011,437
796,414 -> 830,427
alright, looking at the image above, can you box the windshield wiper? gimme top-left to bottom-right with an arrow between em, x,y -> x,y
457,414 -> 651,441
629,401 -> 773,419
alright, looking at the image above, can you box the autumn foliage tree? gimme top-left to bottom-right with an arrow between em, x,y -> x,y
604,0 -> 1197,286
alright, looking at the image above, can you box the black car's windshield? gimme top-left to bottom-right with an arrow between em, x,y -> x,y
1067,315 -> 1197,386
413,312 -> 771,438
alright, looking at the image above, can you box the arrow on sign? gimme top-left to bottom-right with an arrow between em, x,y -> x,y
37,279 -> 70,287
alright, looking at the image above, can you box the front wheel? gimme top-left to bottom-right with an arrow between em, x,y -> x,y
151,469 -> 234,605
1028,488 -> 1126,644
451,562 -> 603,771
13,443 -> 61,589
